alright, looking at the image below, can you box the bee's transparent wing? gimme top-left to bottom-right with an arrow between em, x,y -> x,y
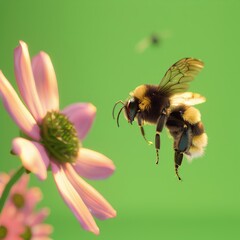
158,58 -> 204,96
170,92 -> 206,107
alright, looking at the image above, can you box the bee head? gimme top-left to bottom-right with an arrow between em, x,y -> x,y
112,97 -> 139,127
125,97 -> 139,124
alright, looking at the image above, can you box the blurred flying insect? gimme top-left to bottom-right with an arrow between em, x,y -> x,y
112,58 -> 207,180
135,31 -> 171,53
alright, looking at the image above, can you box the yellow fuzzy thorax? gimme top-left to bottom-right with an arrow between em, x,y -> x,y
131,85 -> 151,111
131,85 -> 147,99
139,97 -> 151,111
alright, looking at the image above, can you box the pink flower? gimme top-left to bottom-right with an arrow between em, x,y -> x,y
0,173 -> 42,216
0,173 -> 9,195
0,172 -> 53,239
21,208 -> 53,240
0,41 -> 116,235
0,205 -> 24,240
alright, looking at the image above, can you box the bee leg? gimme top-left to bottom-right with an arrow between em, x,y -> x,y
174,151 -> 183,181
155,110 -> 168,164
137,114 -> 153,145
174,124 -> 192,180
178,124 -> 191,152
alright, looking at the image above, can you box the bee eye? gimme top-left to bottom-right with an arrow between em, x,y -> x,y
127,98 -> 139,123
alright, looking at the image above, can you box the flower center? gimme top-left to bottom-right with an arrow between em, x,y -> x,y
40,111 -> 80,163
11,193 -> 25,209
0,226 -> 7,239
20,226 -> 32,240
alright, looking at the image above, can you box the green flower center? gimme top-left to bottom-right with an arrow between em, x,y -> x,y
0,226 -> 7,239
20,226 -> 32,240
11,193 -> 25,209
40,111 -> 80,163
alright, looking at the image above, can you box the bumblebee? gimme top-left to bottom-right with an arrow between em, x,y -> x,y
113,58 -> 207,180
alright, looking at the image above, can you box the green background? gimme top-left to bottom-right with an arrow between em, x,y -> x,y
0,0 -> 239,239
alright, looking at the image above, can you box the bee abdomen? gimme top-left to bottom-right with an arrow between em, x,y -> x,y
167,105 -> 207,160
186,110 -> 208,159
182,106 -> 201,125
192,132 -> 207,148
187,132 -> 208,159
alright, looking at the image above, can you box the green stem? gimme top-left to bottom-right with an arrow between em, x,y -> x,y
0,166 -> 26,213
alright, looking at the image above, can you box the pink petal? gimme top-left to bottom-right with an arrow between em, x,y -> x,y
65,163 -> 116,220
27,208 -> 50,226
0,71 -> 40,140
24,187 -> 43,213
12,138 -> 49,180
0,173 -> 10,195
14,41 -> 44,122
31,236 -> 52,240
31,224 -> 53,237
11,173 -> 29,193
32,51 -> 59,114
73,148 -> 115,180
0,205 -> 24,240
62,103 -> 96,140
51,162 -> 99,235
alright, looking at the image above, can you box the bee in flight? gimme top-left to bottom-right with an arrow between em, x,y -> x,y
112,58 -> 207,180
135,31 -> 172,53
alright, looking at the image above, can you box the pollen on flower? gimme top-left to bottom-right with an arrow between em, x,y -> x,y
20,226 -> 32,240
0,40 -> 116,235
0,226 -> 7,239
11,193 -> 25,209
40,111 -> 80,164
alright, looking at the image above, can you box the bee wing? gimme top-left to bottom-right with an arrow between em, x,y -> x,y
170,92 -> 206,106
158,58 -> 204,96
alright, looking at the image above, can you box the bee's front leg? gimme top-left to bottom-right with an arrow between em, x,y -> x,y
137,113 -> 153,145
155,109 -> 168,164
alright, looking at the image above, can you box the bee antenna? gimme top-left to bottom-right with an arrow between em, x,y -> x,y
112,100 -> 124,119
116,105 -> 126,127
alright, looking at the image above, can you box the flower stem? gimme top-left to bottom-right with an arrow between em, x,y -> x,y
0,166 -> 26,213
